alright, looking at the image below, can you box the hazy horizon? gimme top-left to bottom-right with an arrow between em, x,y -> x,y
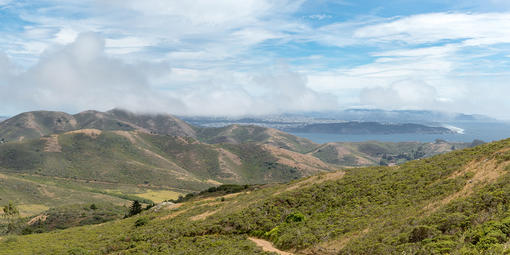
1,1 -> 510,119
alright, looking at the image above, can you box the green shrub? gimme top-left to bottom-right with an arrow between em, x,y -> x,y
409,226 -> 439,242
285,212 -> 305,223
264,226 -> 280,242
134,217 -> 149,227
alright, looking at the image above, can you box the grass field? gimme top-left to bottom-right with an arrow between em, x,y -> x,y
130,189 -> 183,203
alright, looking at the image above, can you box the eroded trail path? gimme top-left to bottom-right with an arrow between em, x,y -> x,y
248,237 -> 294,255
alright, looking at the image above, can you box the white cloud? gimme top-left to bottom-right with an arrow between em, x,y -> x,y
354,12 -> 510,46
0,33 -> 338,116
0,0 -> 11,6
360,80 -> 443,110
308,14 -> 332,20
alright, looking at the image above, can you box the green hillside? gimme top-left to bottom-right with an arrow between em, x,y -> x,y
0,129 -> 334,216
2,138 -> 509,254
196,124 -> 318,153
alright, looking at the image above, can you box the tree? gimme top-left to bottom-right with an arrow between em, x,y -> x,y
128,200 -> 142,216
2,201 -> 20,232
2,201 -> 19,218
90,203 -> 98,210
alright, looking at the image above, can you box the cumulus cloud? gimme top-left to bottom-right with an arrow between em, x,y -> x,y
0,32 -> 338,116
0,33 -> 184,114
174,66 -> 338,116
359,80 -> 445,110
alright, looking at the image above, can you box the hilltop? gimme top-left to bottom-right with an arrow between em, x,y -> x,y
0,109 -> 196,142
1,138 -> 509,254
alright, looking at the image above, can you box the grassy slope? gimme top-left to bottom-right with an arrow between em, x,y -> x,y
0,130 -> 331,187
196,124 -> 318,153
2,139 -> 510,254
0,130 -> 333,216
2,202 -> 127,236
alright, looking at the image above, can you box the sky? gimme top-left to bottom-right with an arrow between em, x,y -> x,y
1,0 -> 510,119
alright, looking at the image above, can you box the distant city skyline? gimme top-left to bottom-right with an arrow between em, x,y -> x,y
1,0 -> 510,119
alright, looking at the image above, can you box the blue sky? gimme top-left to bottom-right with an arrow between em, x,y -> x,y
1,0 -> 510,119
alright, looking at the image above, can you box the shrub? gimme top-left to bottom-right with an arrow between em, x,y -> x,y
285,212 -> 305,223
409,225 -> 439,242
134,217 -> 149,227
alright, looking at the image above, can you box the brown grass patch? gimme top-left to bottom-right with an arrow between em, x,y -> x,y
112,130 -> 137,143
206,179 -> 223,185
65,129 -> 102,137
42,135 -> 61,152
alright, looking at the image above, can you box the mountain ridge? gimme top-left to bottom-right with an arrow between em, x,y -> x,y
0,109 -> 197,142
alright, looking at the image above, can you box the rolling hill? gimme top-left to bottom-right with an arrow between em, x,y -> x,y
0,126 -> 335,216
0,109 -> 197,142
1,138 -> 509,254
196,124 -> 318,153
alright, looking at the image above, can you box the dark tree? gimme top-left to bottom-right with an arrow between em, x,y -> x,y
128,200 -> 142,216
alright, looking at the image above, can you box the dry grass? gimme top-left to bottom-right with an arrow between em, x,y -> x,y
65,129 -> 102,137
42,135 -> 61,152
135,189 -> 183,203
17,204 -> 50,217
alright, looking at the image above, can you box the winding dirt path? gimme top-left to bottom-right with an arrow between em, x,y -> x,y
248,237 -> 294,255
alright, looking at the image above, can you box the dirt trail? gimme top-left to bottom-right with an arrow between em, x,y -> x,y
248,237 -> 294,255
190,209 -> 220,221
27,214 -> 47,225
282,170 -> 345,193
